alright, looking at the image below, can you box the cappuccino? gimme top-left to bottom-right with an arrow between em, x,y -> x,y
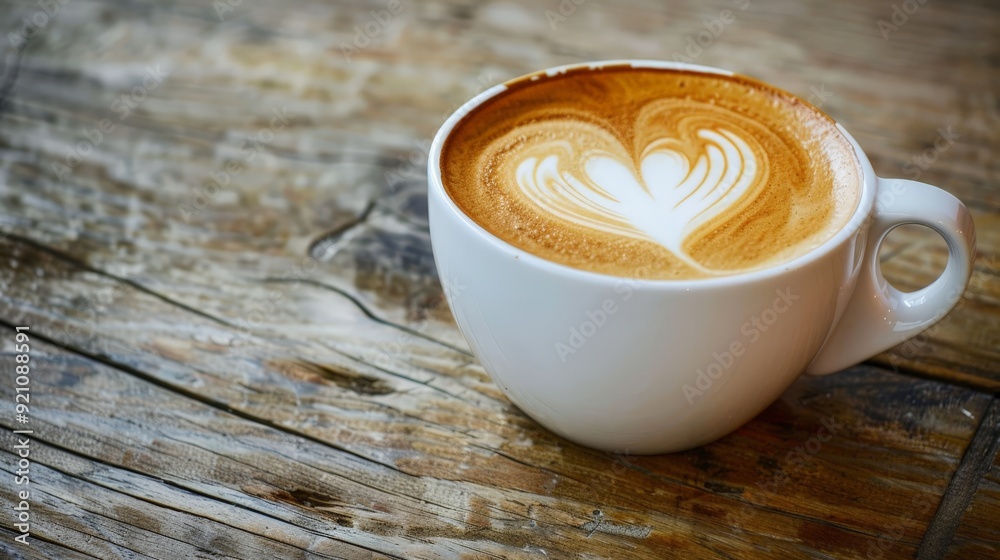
440,65 -> 861,279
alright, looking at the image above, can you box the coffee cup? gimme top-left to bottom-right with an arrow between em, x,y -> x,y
427,60 -> 976,453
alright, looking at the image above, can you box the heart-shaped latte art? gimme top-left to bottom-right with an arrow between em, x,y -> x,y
514,125 -> 767,272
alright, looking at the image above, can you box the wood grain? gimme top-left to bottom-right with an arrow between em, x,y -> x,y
0,0 -> 997,557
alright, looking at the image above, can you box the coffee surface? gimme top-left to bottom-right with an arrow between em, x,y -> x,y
440,66 -> 861,279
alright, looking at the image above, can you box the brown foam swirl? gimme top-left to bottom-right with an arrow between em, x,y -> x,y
440,66 -> 861,279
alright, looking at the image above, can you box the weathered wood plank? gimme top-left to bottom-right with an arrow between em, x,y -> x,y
0,308 -> 991,557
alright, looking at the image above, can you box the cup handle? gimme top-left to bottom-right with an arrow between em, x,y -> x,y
806,177 -> 976,376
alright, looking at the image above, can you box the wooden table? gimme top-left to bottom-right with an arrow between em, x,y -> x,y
1,0 -> 997,558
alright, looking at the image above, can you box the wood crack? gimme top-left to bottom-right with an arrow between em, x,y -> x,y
467,443 -> 589,488
0,231 -> 238,330
321,342 -> 483,408
268,277 -> 472,357
307,200 -> 378,262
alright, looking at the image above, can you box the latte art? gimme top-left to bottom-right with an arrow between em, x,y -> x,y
441,66 -> 861,279
513,109 -> 767,271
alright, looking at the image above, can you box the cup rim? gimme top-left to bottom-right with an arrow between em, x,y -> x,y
427,59 -> 876,288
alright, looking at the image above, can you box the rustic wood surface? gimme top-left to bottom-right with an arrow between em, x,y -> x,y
0,0 -> 997,558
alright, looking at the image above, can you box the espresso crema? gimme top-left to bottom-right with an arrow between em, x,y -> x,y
440,66 -> 861,279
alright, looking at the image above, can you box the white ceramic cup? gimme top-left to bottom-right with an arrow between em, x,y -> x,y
427,60 -> 976,454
